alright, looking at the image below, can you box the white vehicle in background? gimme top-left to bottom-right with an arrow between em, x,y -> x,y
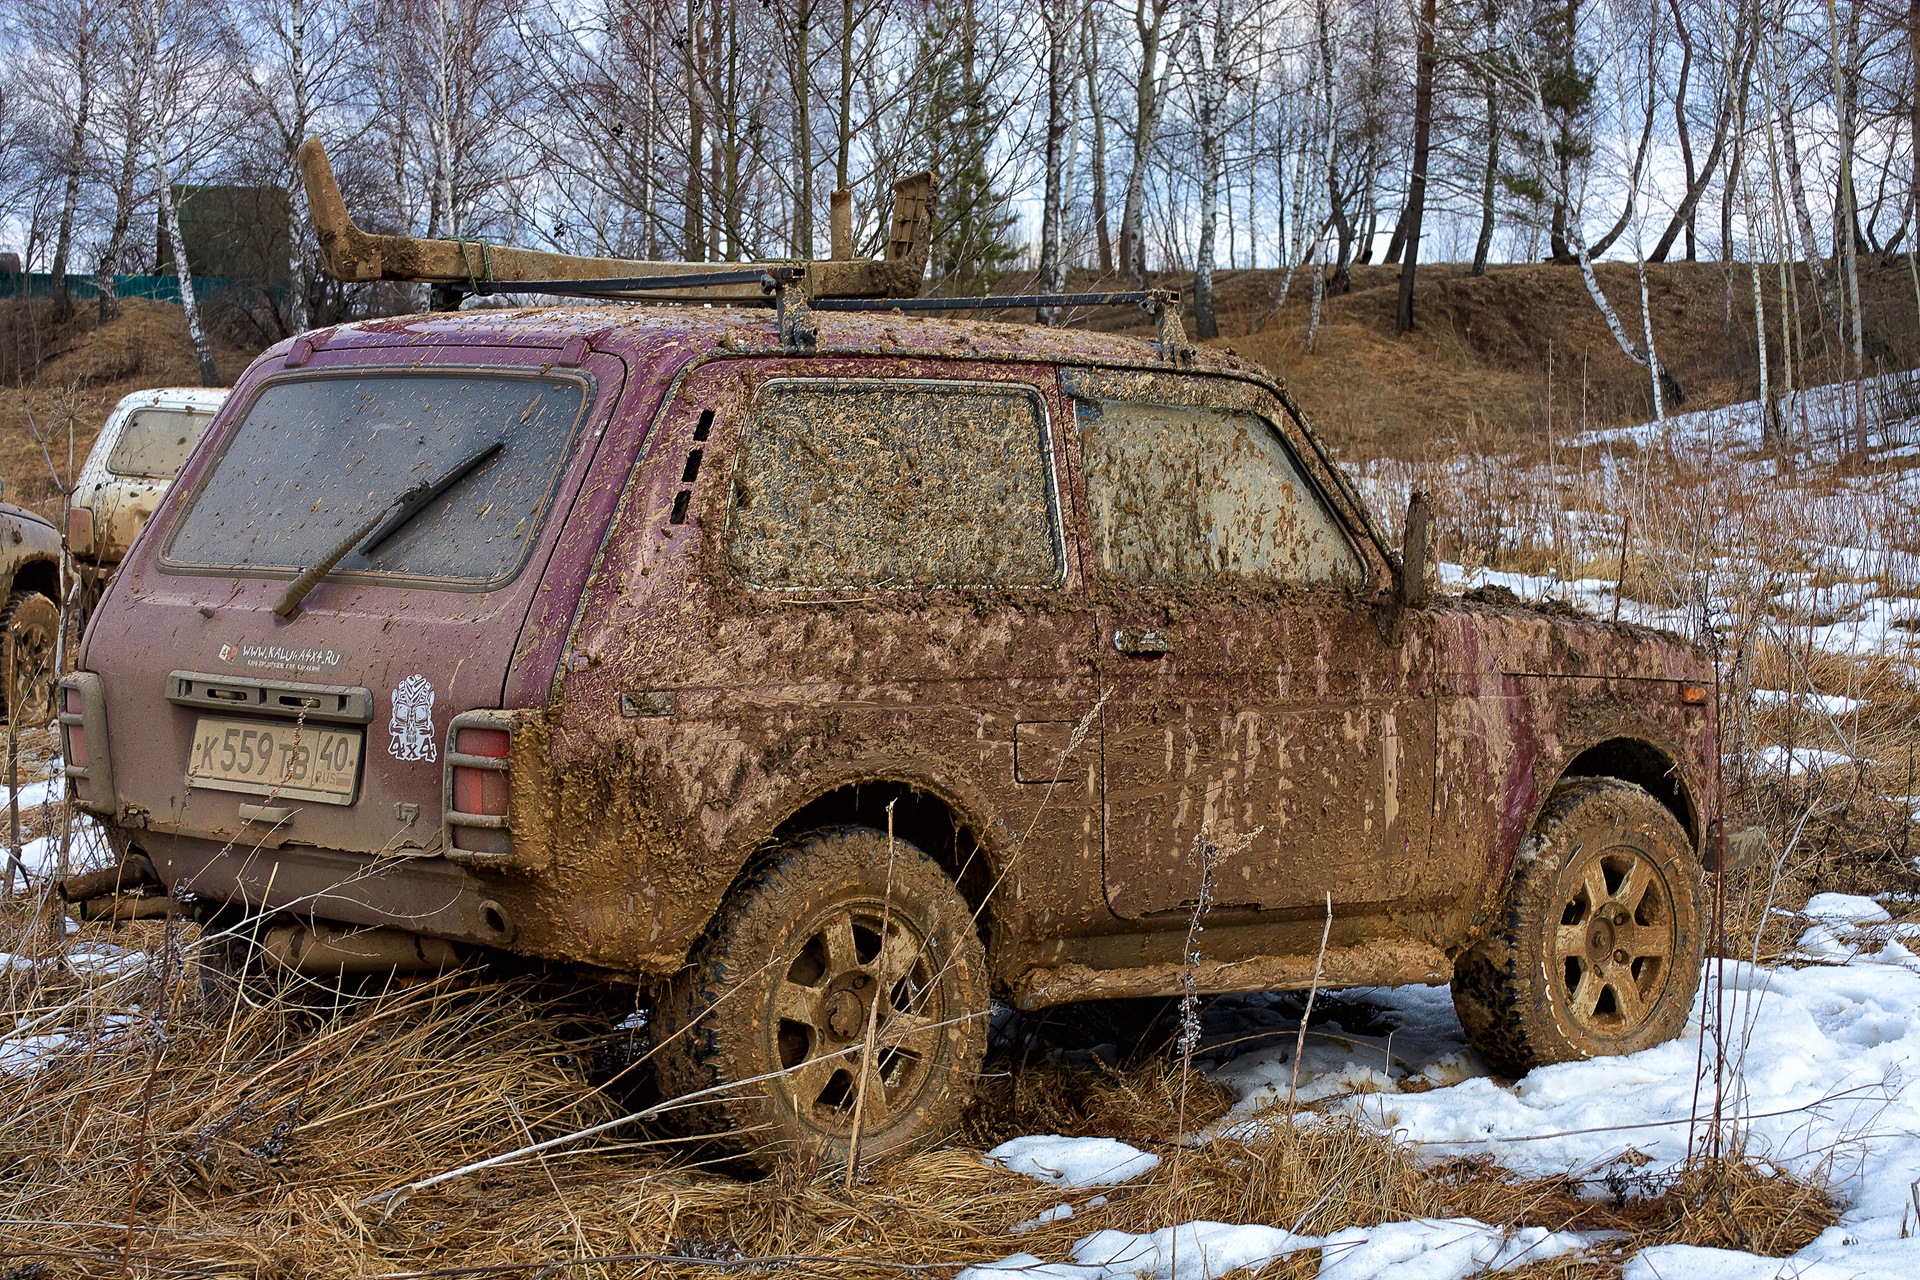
67,388 -> 227,582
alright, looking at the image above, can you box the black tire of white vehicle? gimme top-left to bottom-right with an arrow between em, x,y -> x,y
650,826 -> 989,1168
0,591 -> 59,726
1451,778 -> 1704,1078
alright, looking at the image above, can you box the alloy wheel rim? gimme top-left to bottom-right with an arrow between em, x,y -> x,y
769,902 -> 944,1136
1551,845 -> 1675,1039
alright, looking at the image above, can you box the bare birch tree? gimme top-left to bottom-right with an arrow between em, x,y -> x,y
1037,0 -> 1073,323
1118,0 -> 1178,286
142,0 -> 229,384
10,0 -> 106,319
1187,0 -> 1231,339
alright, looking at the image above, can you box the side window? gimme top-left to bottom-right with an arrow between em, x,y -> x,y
1080,399 -> 1365,586
726,378 -> 1062,589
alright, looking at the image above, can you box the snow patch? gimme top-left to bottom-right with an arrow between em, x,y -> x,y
986,1136 -> 1162,1188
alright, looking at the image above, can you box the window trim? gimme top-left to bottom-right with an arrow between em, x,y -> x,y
724,375 -> 1067,593
1072,389 -> 1369,589
156,364 -> 596,594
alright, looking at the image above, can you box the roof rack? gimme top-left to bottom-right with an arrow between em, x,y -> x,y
298,139 -> 934,305
299,138 -> 1193,361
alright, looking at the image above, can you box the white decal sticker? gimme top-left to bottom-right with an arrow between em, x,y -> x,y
389,674 -> 437,762
217,641 -> 342,673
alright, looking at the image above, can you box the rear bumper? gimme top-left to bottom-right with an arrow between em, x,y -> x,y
145,833 -> 516,948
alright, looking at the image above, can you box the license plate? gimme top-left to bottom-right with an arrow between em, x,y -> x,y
187,717 -> 363,805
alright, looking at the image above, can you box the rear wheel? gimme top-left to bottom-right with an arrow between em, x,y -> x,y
651,826 -> 989,1167
1452,778 -> 1703,1077
1,591 -> 58,726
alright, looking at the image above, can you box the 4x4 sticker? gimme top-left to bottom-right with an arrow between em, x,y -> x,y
389,674 -> 437,762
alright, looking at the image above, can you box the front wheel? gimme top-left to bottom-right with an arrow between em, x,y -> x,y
1452,778 -> 1703,1077
651,826 -> 989,1167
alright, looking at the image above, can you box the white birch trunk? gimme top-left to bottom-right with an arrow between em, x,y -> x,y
283,0 -> 311,334
1824,0 -> 1868,454
1038,0 -> 1073,324
1190,0 -> 1228,340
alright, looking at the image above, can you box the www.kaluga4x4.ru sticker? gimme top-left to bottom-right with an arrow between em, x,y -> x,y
216,641 -> 343,675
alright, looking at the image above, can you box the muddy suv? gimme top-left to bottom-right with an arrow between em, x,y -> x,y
68,387 -> 227,586
0,478 -> 63,723
65,299 -> 1723,1161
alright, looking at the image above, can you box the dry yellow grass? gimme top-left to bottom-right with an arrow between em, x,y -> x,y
0,888 -> 1838,1278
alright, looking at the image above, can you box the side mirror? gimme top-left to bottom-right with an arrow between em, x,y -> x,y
1398,491 -> 1433,609
1377,491 -> 1433,645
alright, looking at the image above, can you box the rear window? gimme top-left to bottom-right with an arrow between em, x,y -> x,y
107,407 -> 212,478
163,372 -> 589,587
725,378 -> 1061,589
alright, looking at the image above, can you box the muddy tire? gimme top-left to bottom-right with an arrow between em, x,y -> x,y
651,825 -> 989,1167
1,591 -> 58,726
1452,778 -> 1703,1077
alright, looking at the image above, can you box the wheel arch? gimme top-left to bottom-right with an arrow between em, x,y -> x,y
1555,736 -> 1702,850
689,765 -> 1013,967
5,556 -> 60,605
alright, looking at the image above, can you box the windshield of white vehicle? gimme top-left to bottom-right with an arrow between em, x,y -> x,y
163,372 -> 589,587
107,408 -> 213,478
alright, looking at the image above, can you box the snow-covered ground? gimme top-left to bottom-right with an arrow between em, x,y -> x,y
0,751 -> 114,883
1359,372 -> 1920,672
971,894 -> 1920,1278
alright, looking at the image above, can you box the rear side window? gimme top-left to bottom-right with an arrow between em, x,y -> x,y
726,378 -> 1061,589
164,372 -> 589,587
107,408 -> 212,478
1080,400 -> 1364,586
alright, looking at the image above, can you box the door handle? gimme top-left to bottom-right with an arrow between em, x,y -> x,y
1112,627 -> 1173,656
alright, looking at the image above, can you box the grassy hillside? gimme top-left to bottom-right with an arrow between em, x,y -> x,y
0,299 -> 262,515
1092,258 -> 1920,456
2,259 -> 1916,517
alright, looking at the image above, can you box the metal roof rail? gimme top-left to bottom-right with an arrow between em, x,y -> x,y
476,279 -> 1194,363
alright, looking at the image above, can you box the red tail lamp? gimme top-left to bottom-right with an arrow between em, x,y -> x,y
452,726 -> 510,815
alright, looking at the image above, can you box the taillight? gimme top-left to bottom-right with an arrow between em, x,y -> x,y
458,727 -> 511,759
60,673 -> 114,814
445,716 -> 512,859
452,728 -> 509,815
66,507 -> 95,556
61,687 -> 88,768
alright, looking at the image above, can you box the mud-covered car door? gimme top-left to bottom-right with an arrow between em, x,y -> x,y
554,356 -> 1107,970
1065,369 -> 1435,917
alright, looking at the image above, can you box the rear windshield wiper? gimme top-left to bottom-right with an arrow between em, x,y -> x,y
273,441 -> 504,619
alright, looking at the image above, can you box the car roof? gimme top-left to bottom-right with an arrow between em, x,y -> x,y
277,304 -> 1274,382
111,387 -> 231,412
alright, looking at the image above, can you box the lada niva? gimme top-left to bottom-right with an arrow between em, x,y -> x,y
61,141 -> 1723,1165
67,386 -> 227,582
